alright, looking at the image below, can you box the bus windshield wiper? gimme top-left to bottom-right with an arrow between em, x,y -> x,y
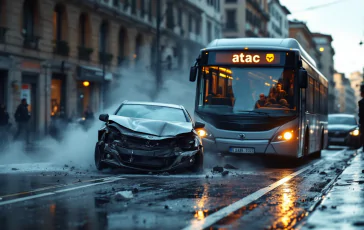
236,110 -> 272,117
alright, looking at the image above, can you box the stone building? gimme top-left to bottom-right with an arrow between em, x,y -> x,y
0,0 -> 222,139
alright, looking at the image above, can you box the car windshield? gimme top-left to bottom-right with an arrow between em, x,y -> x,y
328,116 -> 357,125
197,66 -> 296,116
116,104 -> 189,122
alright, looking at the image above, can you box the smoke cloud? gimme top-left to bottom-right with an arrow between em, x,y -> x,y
0,64 -> 197,170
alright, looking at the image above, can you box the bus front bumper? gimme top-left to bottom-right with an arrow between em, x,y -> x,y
202,138 -> 299,158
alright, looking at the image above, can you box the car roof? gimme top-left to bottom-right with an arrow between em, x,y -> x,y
122,101 -> 184,109
329,114 -> 356,118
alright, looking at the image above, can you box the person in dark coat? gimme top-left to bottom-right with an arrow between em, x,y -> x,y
14,98 -> 31,143
358,84 -> 364,152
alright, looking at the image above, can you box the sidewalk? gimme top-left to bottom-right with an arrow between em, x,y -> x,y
298,151 -> 364,230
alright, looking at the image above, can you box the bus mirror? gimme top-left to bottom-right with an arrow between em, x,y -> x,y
189,66 -> 198,82
299,69 -> 308,88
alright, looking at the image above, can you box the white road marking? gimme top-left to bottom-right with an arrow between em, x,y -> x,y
182,149 -> 350,230
0,176 -> 125,206
182,159 -> 325,230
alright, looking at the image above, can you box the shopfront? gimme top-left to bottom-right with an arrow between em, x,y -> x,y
77,66 -> 112,118
21,73 -> 39,134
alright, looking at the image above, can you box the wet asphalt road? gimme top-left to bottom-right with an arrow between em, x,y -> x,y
0,148 -> 357,230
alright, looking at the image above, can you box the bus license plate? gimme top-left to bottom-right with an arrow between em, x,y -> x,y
229,147 -> 255,154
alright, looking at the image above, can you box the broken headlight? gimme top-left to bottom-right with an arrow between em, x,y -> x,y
175,136 -> 200,153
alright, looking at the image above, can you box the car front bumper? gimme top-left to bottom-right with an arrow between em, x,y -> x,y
101,143 -> 202,172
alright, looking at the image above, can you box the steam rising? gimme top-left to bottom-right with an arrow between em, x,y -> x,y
0,67 -> 197,169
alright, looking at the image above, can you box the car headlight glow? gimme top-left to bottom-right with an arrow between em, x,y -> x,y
197,129 -> 207,137
350,129 -> 360,136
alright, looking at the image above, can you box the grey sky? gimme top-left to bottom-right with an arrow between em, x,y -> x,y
280,0 -> 364,77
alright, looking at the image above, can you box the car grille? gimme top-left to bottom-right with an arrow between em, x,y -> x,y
116,134 -> 176,150
119,153 -> 177,170
328,131 -> 348,138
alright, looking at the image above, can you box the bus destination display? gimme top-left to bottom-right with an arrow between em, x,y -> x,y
208,51 -> 285,65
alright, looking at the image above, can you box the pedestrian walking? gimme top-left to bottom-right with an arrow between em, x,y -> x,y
358,84 -> 364,151
14,98 -> 31,144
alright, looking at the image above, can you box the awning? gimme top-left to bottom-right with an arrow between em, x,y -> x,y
77,65 -> 114,82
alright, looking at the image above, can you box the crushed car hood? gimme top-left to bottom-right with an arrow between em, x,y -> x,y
108,115 -> 194,137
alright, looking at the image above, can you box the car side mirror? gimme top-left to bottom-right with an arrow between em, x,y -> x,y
299,68 -> 308,88
189,66 -> 198,82
99,114 -> 109,122
194,121 -> 205,129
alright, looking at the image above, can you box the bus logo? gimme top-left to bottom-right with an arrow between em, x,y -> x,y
266,54 -> 275,63
239,134 -> 246,139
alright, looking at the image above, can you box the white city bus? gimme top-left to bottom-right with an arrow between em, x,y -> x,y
189,38 -> 328,159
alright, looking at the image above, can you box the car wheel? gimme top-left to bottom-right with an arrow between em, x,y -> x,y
94,143 -> 106,171
190,151 -> 204,174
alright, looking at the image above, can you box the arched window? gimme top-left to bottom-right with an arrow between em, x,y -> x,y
23,0 -> 36,37
99,20 -> 108,53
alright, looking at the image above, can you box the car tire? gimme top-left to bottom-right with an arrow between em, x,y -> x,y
94,143 -> 106,171
190,151 -> 204,174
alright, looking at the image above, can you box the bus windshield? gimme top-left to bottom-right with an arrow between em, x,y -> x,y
197,66 -> 297,116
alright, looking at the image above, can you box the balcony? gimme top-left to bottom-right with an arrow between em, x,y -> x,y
53,40 -> 70,56
246,0 -> 270,21
23,35 -> 40,50
78,46 -> 93,61
99,51 -> 113,65
0,27 -> 7,43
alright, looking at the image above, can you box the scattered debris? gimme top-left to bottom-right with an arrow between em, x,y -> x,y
96,190 -> 108,195
112,187 -> 115,191
319,171 -> 327,175
56,180 -> 60,183
164,205 -> 169,209
70,166 -> 75,171
148,172 -> 153,175
132,188 -> 139,194
362,170 -> 364,173
224,164 -> 238,170
11,168 -> 19,171
148,203 -> 153,206
162,172 -> 170,176
64,164 -> 69,168
205,175 -> 209,179
115,191 -> 134,201
221,171 -> 229,177
331,205 -> 337,209
78,179 -> 81,182
212,166 -> 224,173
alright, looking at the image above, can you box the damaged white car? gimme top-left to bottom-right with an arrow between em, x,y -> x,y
95,101 -> 206,173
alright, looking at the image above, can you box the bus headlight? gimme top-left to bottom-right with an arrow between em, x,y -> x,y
273,130 -> 295,142
350,129 -> 360,136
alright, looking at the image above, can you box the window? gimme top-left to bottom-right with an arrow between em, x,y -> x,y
225,0 -> 237,3
131,0 -> 136,14
116,104 -> 189,122
178,10 -> 182,27
140,0 -> 145,17
307,77 -> 314,113
215,25 -> 220,39
188,14 -> 193,32
148,0 -> 152,21
207,21 -> 211,42
166,2 -> 174,29
225,9 -> 236,29
53,5 -> 63,41
22,0 -> 36,37
99,20 -> 108,53
79,14 -> 86,46
195,19 -> 200,35
314,80 -> 320,113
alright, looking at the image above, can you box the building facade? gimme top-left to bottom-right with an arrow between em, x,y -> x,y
349,71 -> 363,113
289,20 -> 321,67
312,33 -> 337,113
334,72 -> 356,114
267,0 -> 290,38
222,0 -> 270,38
0,0 -> 221,139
